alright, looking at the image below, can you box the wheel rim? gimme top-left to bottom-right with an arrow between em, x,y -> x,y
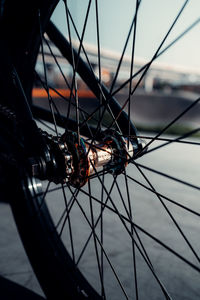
12,0 -> 200,299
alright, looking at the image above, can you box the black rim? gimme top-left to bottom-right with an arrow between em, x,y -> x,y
1,0 -> 200,299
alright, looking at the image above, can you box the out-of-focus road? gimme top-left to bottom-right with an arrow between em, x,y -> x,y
0,203 -> 45,299
1,132 -> 200,299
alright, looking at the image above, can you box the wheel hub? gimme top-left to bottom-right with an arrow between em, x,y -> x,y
30,129 -> 146,187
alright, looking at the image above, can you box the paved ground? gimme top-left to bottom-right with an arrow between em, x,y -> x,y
0,202 -> 45,300
1,133 -> 200,299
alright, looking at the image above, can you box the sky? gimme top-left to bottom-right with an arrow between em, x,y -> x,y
51,0 -> 200,71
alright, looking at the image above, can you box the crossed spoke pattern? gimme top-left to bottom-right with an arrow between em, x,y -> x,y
33,1 -> 200,299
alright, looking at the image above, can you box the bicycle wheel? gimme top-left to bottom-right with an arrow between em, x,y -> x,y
1,1 -> 200,299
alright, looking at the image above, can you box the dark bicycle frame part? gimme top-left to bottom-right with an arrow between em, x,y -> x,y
0,0 -> 138,158
0,0 -> 59,157
44,22 -> 139,138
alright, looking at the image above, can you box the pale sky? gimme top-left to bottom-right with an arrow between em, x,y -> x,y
51,0 -> 200,70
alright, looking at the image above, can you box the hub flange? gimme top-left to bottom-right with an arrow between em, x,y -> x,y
30,129 -> 146,188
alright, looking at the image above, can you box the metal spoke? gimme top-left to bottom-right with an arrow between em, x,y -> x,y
35,71 -> 100,139
131,218 -> 200,274
67,183 -> 129,299
95,0 -> 103,130
30,2 -> 200,298
125,173 -> 200,218
109,0 -> 142,94
144,128 -> 200,155
44,36 -> 71,92
134,162 -> 200,191
135,164 -> 200,264
34,74 -> 99,125
123,170 -> 138,299
89,162 -> 172,299
115,178 -> 154,270
128,0 -> 139,150
34,72 -> 67,128
76,175 -> 117,266
38,10 -> 59,137
66,7 -> 97,77
63,0 -> 81,143
58,187 -> 79,237
63,0 -> 92,89
55,188 -> 80,231
112,15 -> 200,98
123,132 -> 200,147
78,183 -> 200,274
43,36 -> 90,130
88,179 -> 106,299
108,0 -> 189,130
61,183 -> 75,263
66,6 -> 121,130
65,6 -> 123,137
100,172 -> 105,298
137,97 -> 200,156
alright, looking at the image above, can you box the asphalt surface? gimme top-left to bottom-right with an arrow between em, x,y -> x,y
0,202 -> 45,300
1,132 -> 200,299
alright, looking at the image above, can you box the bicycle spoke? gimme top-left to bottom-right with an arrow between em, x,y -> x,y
66,8 -> 96,77
38,10 -> 60,137
89,162 -> 172,299
44,36 -> 71,92
64,0 -> 92,85
43,36 -> 83,127
88,179 -> 106,299
61,183 -> 75,263
34,74 -> 99,125
78,183 -> 200,274
68,182 -> 129,299
128,0 -> 139,149
100,172 -> 105,298
66,5 -> 123,136
55,188 -> 79,229
115,178 -> 154,270
6,0 -> 200,298
125,173 -> 200,218
35,72 -> 67,128
134,162 -> 200,191
144,128 -> 200,155
110,0 -> 189,127
123,170 -> 139,299
135,164 -> 200,264
109,0 -> 142,94
58,186 -> 79,237
66,6 -> 121,131
108,0 -> 189,130
35,71 -> 100,138
63,0 -> 81,143
95,0 -> 103,130
132,219 -> 200,274
112,15 -> 200,98
123,133 -> 200,147
76,174 -> 118,266
137,97 -> 200,155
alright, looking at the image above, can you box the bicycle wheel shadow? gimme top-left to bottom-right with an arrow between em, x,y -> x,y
0,275 -> 46,300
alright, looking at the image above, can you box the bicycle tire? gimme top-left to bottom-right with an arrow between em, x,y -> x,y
1,1 -> 200,299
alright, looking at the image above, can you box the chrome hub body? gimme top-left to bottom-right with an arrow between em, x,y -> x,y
31,129 -> 146,188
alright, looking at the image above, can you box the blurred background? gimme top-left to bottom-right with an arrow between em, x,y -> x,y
33,0 -> 200,135
1,1 -> 200,299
